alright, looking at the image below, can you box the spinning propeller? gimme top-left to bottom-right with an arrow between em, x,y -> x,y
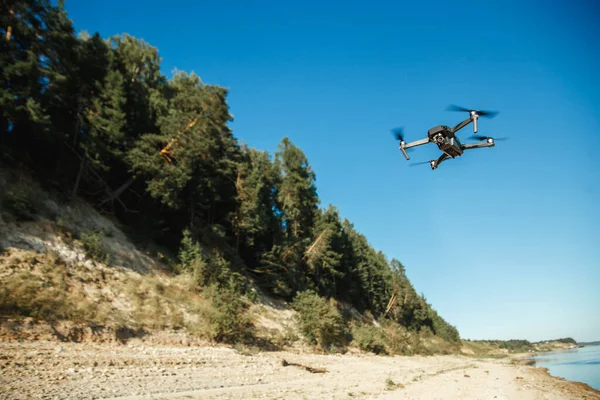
409,160 -> 433,168
446,105 -> 499,118
446,105 -> 499,133
468,134 -> 509,143
391,127 -> 413,159
391,127 -> 406,142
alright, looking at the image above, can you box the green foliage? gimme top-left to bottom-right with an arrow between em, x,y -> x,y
234,146 -> 281,257
552,337 -> 577,344
84,68 -> 127,171
291,290 -> 348,351
202,286 -> 254,344
498,339 -> 533,352
348,320 -> 459,356
351,323 -> 388,355
178,229 -> 202,271
276,137 -> 319,242
2,188 -> 37,221
464,337 -> 580,356
306,206 -> 345,297
127,71 -> 239,213
193,250 -> 232,288
177,228 -> 250,298
430,308 -> 461,342
80,230 -> 111,264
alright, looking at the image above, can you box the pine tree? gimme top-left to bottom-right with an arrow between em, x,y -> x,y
40,0 -> 81,138
127,71 -> 240,239
276,137 -> 319,242
305,205 -> 344,297
109,34 -> 167,139
1,0 -> 52,148
83,68 -> 126,172
234,145 -> 281,258
267,137 -> 320,295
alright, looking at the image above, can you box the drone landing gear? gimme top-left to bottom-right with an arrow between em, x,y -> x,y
409,153 -> 450,170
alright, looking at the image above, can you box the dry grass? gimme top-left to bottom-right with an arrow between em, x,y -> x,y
0,168 -> 258,346
349,321 -> 462,356
0,248 -> 254,344
0,252 -> 99,323
460,339 -> 512,359
121,272 -> 241,341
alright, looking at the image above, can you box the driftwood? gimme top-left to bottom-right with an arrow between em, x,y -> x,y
281,359 -> 327,374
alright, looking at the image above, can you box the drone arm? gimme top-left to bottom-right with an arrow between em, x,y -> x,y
432,153 -> 449,170
404,137 -> 430,149
461,140 -> 495,151
400,137 -> 430,160
451,116 -> 474,134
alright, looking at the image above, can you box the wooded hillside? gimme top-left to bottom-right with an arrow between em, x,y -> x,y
1,0 -> 459,345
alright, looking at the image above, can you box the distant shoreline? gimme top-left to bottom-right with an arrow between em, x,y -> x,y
533,365 -> 600,397
513,349 -> 600,396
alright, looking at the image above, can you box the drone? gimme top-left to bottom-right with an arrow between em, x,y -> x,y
392,105 -> 507,170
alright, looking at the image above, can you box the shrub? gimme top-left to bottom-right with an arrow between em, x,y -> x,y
432,314 -> 461,342
178,229 -> 201,271
382,321 -> 414,355
553,337 -> 577,344
291,290 -> 348,351
499,339 -> 533,352
351,323 -> 388,354
80,230 -> 110,264
202,285 -> 254,344
3,187 -> 37,221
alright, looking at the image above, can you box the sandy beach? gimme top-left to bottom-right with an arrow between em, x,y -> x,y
1,340 -> 598,400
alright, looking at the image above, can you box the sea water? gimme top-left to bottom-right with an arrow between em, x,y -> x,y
531,344 -> 600,391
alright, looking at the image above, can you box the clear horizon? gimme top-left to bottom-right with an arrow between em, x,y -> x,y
61,0 -> 600,343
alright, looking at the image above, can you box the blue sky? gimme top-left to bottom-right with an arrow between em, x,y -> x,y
63,0 -> 600,342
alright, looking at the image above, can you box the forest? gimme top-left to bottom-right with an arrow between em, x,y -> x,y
1,0 -> 460,346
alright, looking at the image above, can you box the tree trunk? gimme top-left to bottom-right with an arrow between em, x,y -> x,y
99,177 -> 135,206
71,151 -> 86,199
72,98 -> 82,148
6,8 -> 13,41
189,193 -> 195,229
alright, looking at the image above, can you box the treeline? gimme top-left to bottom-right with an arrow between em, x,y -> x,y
0,0 -> 459,343
464,337 -> 578,354
465,339 -> 533,352
535,337 -> 576,345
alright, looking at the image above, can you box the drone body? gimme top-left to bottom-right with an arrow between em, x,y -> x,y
393,105 -> 506,170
